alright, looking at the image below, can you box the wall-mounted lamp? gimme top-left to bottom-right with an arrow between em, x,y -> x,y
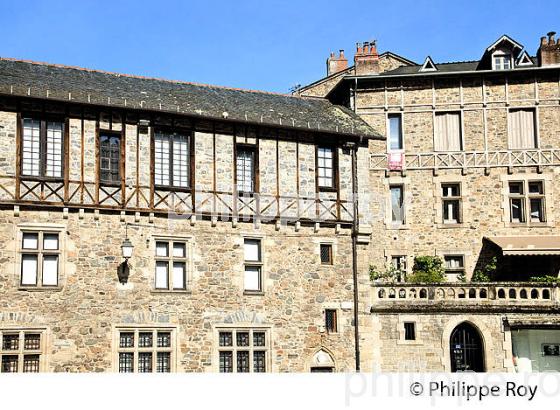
117,237 -> 134,284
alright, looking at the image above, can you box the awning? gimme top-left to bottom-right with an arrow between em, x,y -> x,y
486,236 -> 560,255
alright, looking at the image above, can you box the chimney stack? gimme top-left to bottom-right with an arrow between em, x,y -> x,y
354,40 -> 380,75
538,31 -> 560,66
327,49 -> 348,76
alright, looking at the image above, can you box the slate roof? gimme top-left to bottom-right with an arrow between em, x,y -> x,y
353,57 -> 540,77
0,57 -> 380,139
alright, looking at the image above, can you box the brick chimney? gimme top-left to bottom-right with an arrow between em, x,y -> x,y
538,31 -> 560,66
354,40 -> 380,75
327,50 -> 348,76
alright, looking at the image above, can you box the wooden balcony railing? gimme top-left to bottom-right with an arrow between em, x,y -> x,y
370,149 -> 560,171
1,175 -> 354,223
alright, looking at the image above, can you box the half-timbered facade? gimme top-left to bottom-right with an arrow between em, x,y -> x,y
0,58 -> 378,372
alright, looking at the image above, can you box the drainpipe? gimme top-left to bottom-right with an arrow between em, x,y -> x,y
347,139 -> 361,371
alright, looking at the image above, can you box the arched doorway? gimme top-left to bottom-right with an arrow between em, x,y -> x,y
450,322 -> 485,372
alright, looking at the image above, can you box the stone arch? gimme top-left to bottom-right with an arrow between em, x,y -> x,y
441,317 -> 494,372
308,348 -> 336,372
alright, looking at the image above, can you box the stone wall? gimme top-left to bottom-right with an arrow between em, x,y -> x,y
0,208 -> 364,372
360,70 -> 560,280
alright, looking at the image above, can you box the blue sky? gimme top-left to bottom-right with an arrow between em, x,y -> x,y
1,0 -> 557,93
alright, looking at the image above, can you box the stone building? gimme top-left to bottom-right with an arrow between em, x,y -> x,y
0,58 -> 378,372
2,30 -> 560,374
299,32 -> 560,372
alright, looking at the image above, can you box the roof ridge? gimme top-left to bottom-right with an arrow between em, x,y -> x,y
0,56 -> 315,100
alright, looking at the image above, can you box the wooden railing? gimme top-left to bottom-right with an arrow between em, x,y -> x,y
372,283 -> 559,303
1,176 -> 354,223
370,149 -> 560,171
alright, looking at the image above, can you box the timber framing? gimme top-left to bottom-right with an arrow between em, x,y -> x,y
0,95 -> 364,226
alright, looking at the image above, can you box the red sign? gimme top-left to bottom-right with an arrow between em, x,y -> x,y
388,152 -> 404,171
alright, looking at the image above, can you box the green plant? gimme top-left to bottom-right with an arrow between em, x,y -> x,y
369,264 -> 405,283
471,257 -> 497,282
406,256 -> 445,283
471,270 -> 491,282
529,275 -> 559,284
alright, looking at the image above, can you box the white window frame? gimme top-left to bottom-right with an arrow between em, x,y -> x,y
16,224 -> 65,290
389,184 -> 405,225
444,255 -> 465,279
387,113 -> 404,152
153,129 -> 191,188
243,237 -> 263,293
492,53 -> 512,70
152,236 -> 192,292
508,180 -> 546,224
317,146 -> 336,190
442,183 -> 462,224
20,116 -> 65,179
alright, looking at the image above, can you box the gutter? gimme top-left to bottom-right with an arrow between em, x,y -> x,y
347,139 -> 361,372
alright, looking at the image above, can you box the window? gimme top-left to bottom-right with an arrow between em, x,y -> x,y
388,114 -> 403,151
442,183 -> 462,224
444,255 -> 465,278
404,322 -> 416,341
509,181 -> 545,224
317,146 -> 335,189
390,185 -> 405,224
154,240 -> 188,291
19,231 -> 60,287
21,117 -> 64,178
154,130 -> 190,188
244,239 -> 263,292
320,243 -> 333,265
508,109 -> 537,149
217,329 -> 269,373
99,133 -> 121,184
434,112 -> 462,151
493,54 -> 512,70
391,255 -> 407,281
325,309 -> 338,333
236,145 -> 256,193
0,330 -> 43,373
117,329 -> 174,373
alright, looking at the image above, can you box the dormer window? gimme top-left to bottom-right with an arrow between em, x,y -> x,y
493,54 -> 512,70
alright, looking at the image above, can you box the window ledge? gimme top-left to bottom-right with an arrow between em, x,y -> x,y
150,289 -> 192,295
506,222 -> 553,228
397,340 -> 424,346
385,223 -> 409,230
243,290 -> 265,296
18,286 -> 63,292
436,223 -> 468,229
